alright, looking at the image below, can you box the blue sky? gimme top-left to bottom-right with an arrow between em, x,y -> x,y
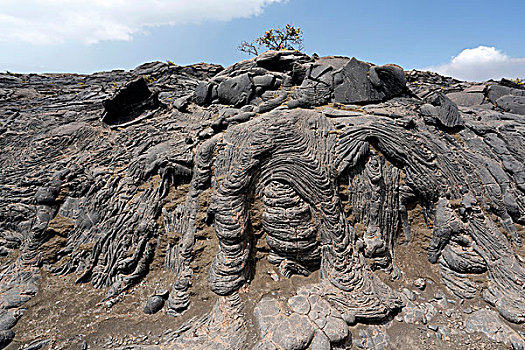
1,0 -> 524,81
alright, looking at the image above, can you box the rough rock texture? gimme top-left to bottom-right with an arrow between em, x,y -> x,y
1,51 -> 525,349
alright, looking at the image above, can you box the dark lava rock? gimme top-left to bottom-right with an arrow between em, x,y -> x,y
102,77 -> 162,126
255,50 -> 311,72
496,95 -> 525,115
252,74 -> 275,88
291,63 -> 334,107
143,296 -> 165,315
194,81 -> 217,106
217,73 -> 254,106
143,290 -> 169,314
486,84 -> 525,104
174,94 -> 192,111
421,92 -> 463,128
0,310 -> 20,331
333,58 -> 406,104
0,330 -> 14,348
446,91 -> 484,107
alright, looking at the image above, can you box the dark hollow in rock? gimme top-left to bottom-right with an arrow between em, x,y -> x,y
102,77 -> 162,126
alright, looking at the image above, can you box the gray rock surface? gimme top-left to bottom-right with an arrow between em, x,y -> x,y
1,50 -> 524,350
333,58 -> 406,104
465,309 -> 524,349
496,94 -> 525,114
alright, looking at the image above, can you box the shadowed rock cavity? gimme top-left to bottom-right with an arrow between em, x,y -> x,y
102,77 -> 163,126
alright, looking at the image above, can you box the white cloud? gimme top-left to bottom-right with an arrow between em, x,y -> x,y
427,46 -> 525,82
0,0 -> 283,45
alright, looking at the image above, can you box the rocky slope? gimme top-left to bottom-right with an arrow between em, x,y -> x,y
1,51 -> 524,350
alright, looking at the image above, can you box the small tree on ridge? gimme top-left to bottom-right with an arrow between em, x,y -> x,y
238,24 -> 304,56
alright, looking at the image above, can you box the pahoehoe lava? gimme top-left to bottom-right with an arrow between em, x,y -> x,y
1,51 -> 524,349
